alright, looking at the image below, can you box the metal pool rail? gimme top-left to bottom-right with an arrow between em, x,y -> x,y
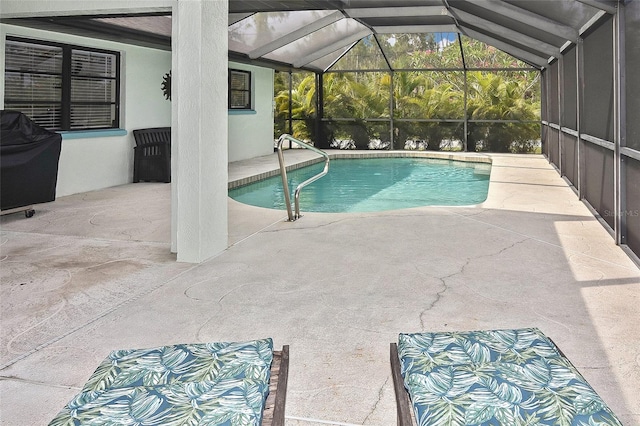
276,134 -> 330,221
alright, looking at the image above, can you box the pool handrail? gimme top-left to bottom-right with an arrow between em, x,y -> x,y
276,134 -> 330,221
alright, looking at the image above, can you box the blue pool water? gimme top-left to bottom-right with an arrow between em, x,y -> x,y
229,157 -> 491,213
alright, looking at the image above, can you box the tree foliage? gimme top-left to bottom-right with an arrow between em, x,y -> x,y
274,35 -> 541,153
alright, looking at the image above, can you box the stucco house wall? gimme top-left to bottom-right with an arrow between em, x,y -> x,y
1,24 -> 172,197
1,25 -> 276,197
228,62 -> 275,162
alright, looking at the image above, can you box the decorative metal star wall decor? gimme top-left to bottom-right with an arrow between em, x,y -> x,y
161,71 -> 171,100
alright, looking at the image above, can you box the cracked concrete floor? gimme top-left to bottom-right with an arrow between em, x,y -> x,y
1,152 -> 639,425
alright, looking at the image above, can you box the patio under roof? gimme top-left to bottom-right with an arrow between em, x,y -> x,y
1,0 -> 618,72
2,0 -> 637,265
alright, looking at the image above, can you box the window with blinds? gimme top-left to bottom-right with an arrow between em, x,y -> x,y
229,69 -> 251,109
4,37 -> 120,130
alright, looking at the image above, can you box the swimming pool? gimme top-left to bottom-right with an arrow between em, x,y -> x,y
229,157 -> 491,213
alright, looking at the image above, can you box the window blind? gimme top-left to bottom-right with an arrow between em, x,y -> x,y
4,37 -> 120,130
4,39 -> 63,129
229,69 -> 251,109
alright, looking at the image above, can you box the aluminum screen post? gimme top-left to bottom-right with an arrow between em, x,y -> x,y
614,2 -> 627,246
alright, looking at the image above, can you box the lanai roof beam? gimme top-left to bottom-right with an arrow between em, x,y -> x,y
344,6 -> 448,19
293,28 -> 372,68
248,11 -> 344,59
459,26 -> 549,68
374,24 -> 458,34
574,0 -> 618,14
463,0 -> 579,42
449,7 -> 561,57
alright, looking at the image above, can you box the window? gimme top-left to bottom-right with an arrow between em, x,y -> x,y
4,36 -> 120,130
229,69 -> 251,109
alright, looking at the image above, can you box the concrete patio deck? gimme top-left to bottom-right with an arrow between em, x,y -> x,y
1,151 -> 639,425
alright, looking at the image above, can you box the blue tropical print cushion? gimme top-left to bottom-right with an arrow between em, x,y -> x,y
398,328 -> 622,426
49,338 -> 274,426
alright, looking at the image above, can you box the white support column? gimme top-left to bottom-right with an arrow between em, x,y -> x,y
172,0 -> 228,262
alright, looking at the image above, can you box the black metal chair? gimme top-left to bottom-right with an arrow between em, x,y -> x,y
133,127 -> 171,183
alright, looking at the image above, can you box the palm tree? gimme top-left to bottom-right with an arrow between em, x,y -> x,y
466,71 -> 540,152
274,36 -> 541,153
323,73 -> 379,148
274,72 -> 316,140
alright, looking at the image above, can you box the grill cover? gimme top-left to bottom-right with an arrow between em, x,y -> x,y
1,110 -> 62,211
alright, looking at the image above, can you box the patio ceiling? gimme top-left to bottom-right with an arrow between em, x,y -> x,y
1,0 -> 618,71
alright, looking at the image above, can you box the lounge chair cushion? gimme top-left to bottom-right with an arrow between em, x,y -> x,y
397,328 -> 622,425
49,338 -> 274,426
